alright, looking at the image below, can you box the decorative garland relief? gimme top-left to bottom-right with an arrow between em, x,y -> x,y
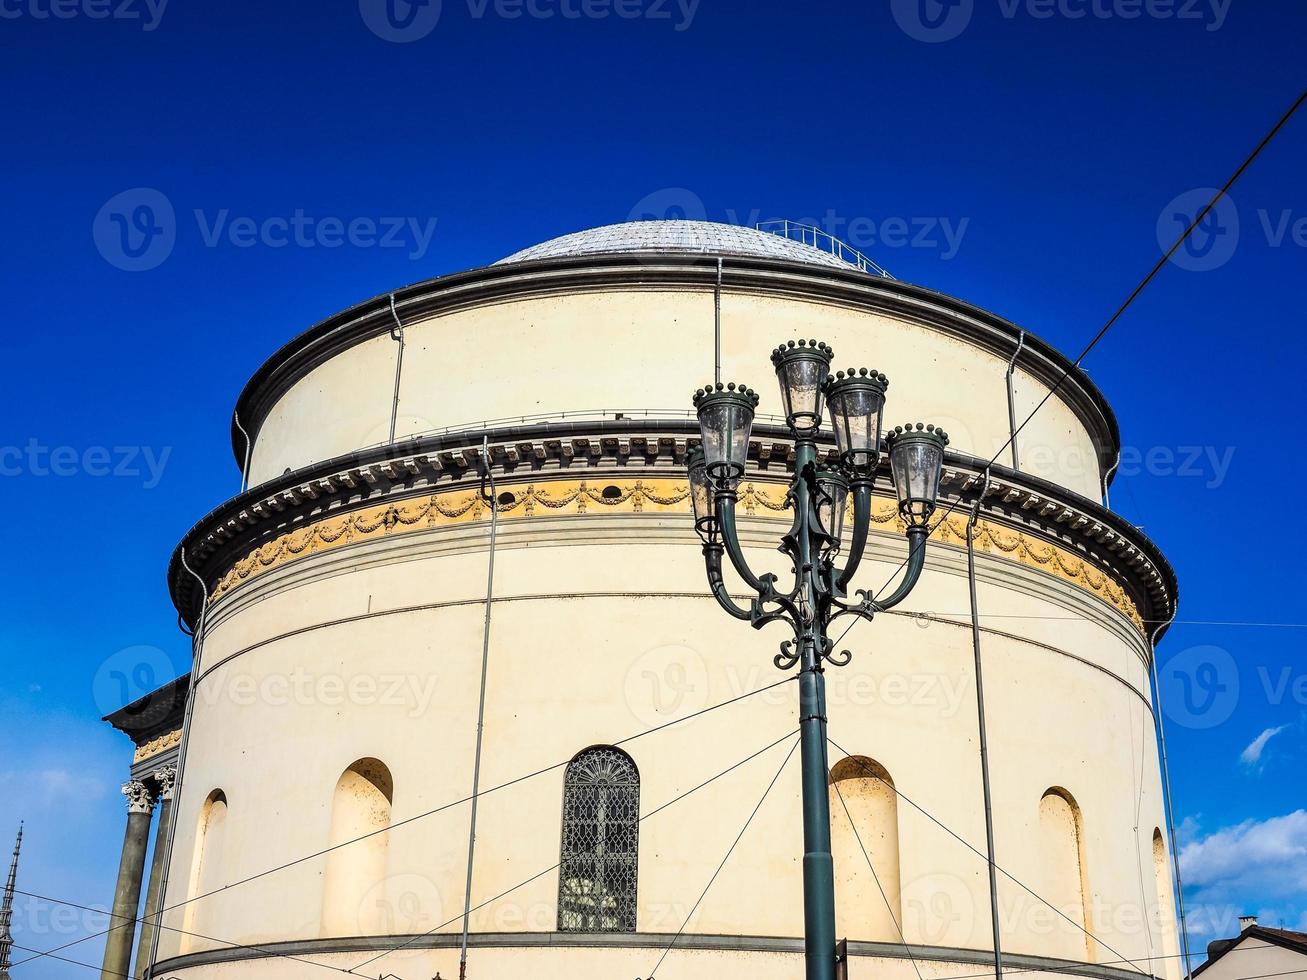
210,477 -> 1142,631
134,728 -> 182,763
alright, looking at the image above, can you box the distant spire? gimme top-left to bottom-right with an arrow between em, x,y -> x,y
0,823 -> 21,980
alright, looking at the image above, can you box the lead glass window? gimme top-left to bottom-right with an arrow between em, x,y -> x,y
557,747 -> 639,932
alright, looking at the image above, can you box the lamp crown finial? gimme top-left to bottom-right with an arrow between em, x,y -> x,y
693,384 -> 759,407
888,423 -> 950,446
770,338 -> 833,366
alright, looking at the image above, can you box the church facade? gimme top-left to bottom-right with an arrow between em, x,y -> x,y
104,220 -> 1182,980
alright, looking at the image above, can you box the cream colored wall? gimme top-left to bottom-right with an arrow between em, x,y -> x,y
156,508 -> 1173,975
245,288 -> 1105,500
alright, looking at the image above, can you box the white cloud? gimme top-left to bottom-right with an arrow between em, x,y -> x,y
1180,810 -> 1307,944
1239,725 -> 1288,769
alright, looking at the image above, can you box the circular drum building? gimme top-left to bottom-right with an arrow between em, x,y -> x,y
151,220 -> 1181,980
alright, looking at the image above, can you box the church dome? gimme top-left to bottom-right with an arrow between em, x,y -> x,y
496,219 -> 861,270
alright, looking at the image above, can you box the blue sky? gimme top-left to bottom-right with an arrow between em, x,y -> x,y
0,1 -> 1304,976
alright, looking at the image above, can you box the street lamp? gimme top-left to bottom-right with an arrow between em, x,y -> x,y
687,340 -> 948,980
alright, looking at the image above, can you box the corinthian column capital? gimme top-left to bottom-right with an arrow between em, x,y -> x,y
151,765 -> 178,801
121,780 -> 155,815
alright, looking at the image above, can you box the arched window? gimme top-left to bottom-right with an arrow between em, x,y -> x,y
830,756 -> 902,942
1152,828 -> 1180,978
181,789 -> 228,953
557,747 -> 639,932
322,758 -> 394,936
1039,787 -> 1093,961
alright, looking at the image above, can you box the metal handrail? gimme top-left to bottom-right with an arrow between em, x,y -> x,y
754,219 -> 895,279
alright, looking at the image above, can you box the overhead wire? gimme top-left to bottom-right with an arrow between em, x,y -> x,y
15,727 -> 798,980
351,729 -> 800,974
830,87 -> 1307,655
644,735 -> 800,980
826,737 -> 1149,975
12,676 -> 795,971
829,777 -> 924,980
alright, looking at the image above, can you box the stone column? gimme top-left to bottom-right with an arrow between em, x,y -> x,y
132,766 -> 176,979
100,780 -> 154,980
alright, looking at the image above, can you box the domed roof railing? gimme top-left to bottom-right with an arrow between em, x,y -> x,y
753,219 -> 895,279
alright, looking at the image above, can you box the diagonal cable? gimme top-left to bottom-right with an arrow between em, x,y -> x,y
350,728 -> 800,974
832,87 -> 1306,654
12,889 -> 352,978
827,737 -> 1150,976
11,674 -> 794,972
830,776 -> 925,980
646,734 -> 800,980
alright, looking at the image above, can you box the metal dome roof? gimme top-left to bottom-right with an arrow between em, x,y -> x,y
496,220 -> 858,270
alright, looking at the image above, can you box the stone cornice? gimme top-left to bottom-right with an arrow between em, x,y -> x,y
204,476 -> 1146,632
228,253 -> 1120,481
169,421 -> 1176,641
102,673 -> 190,743
152,930 -> 1159,980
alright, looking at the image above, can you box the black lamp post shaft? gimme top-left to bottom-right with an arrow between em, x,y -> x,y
689,349 -> 947,980
794,436 -> 838,980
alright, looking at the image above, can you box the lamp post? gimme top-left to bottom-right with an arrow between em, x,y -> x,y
686,339 -> 948,980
